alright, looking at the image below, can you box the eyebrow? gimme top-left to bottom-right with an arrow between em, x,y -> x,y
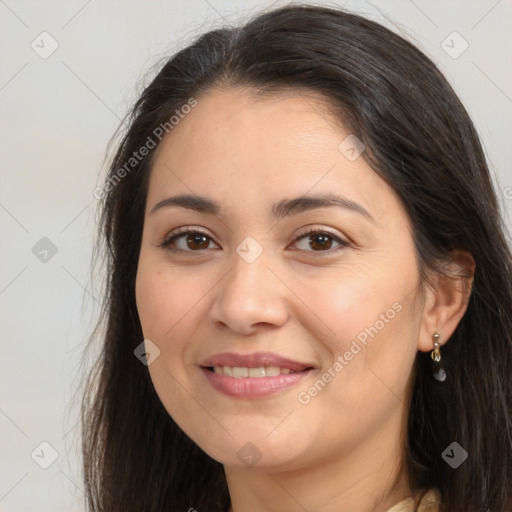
149,193 -> 376,223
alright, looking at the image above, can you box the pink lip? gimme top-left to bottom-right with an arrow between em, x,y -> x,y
201,351 -> 313,372
201,367 -> 312,399
200,351 -> 315,400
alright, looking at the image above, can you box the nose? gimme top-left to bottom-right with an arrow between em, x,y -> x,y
208,248 -> 290,336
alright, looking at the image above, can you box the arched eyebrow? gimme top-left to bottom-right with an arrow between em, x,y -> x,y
149,193 -> 376,224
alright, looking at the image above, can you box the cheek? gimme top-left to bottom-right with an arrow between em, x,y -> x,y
135,254 -> 218,403
298,259 -> 420,395
290,276 -> 419,451
296,262 -> 404,350
135,256 -> 206,343
135,258 -> 210,429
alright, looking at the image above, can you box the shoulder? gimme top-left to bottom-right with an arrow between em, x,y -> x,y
387,489 -> 442,512
416,489 -> 442,511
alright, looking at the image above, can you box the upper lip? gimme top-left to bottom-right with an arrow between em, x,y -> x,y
201,352 -> 314,372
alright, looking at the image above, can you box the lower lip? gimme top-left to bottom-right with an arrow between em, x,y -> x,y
201,367 -> 312,399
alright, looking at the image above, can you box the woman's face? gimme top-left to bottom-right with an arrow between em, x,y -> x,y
135,88 -> 425,471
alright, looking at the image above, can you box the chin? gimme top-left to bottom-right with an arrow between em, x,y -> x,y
193,430 -> 306,472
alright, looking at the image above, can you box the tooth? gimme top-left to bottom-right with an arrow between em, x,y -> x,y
248,367 -> 266,378
232,367 -> 249,378
213,365 -> 298,377
265,366 -> 280,376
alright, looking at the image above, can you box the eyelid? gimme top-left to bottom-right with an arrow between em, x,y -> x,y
159,225 -> 219,250
292,225 -> 348,243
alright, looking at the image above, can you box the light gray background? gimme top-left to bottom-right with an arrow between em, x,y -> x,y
0,1 -> 511,510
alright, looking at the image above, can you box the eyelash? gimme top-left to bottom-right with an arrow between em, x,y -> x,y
159,226 -> 350,256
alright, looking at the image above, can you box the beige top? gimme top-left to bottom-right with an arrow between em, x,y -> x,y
226,488 -> 442,512
387,489 -> 442,512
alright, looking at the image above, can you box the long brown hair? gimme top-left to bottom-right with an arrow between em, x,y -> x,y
82,5 -> 512,511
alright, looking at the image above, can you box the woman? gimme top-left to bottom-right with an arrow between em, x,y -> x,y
82,4 -> 512,511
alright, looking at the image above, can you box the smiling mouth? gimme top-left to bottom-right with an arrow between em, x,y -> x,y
205,366 -> 311,378
201,365 -> 314,399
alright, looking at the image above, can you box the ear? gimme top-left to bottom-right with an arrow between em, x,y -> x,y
417,250 -> 476,353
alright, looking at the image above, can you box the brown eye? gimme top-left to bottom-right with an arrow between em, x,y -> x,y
160,229 -> 220,252
293,229 -> 348,253
185,233 -> 210,250
308,233 -> 334,251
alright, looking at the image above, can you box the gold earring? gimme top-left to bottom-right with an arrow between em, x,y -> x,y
431,333 -> 446,382
431,333 -> 441,362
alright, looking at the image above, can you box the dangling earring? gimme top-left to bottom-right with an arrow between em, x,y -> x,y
431,333 -> 446,382
431,333 -> 441,362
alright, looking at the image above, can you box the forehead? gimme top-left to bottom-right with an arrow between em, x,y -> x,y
155,87 -> 343,159
147,87 -> 393,218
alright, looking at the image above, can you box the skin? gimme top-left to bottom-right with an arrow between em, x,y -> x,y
135,87 -> 474,512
